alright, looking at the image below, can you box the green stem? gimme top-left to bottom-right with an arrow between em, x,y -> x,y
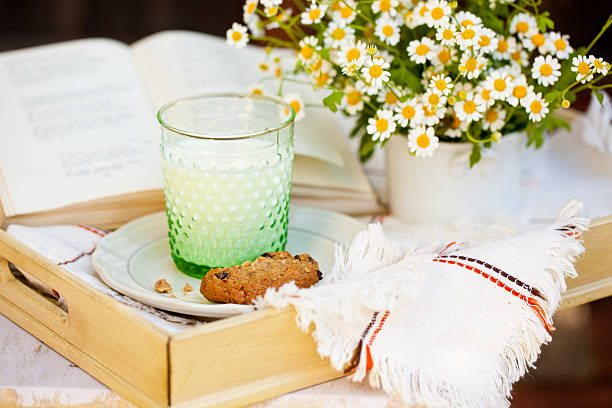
585,13 -> 612,54
250,35 -> 296,49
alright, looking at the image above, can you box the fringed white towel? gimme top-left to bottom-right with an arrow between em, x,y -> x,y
254,200 -> 589,408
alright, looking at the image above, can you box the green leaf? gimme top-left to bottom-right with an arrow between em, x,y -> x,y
390,67 -> 422,93
593,89 -> 605,106
469,144 -> 481,168
359,133 -> 378,162
527,123 -> 545,149
322,91 -> 343,113
545,91 -> 560,103
536,15 -> 554,32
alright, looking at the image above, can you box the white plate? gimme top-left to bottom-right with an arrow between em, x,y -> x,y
92,206 -> 365,318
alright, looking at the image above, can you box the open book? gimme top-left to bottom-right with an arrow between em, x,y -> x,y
0,30 -> 381,228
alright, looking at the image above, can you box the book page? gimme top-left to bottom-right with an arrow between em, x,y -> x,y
130,30 -> 344,168
0,39 -> 161,216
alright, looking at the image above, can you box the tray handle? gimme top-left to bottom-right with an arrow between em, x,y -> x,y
0,257 -> 68,324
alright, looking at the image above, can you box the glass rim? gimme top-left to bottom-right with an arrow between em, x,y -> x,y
157,93 -> 296,140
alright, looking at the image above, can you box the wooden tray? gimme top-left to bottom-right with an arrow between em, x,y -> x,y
0,216 -> 611,407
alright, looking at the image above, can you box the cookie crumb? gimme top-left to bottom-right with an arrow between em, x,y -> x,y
183,283 -> 193,292
169,294 -> 177,298
154,279 -> 172,294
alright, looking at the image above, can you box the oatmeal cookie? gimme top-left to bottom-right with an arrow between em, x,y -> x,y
200,251 -> 322,304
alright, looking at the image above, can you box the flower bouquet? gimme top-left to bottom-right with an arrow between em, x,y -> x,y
227,0 -> 611,166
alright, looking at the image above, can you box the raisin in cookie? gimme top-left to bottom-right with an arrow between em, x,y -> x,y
200,251 -> 322,305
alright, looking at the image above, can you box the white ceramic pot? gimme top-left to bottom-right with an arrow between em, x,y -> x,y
385,132 -> 523,224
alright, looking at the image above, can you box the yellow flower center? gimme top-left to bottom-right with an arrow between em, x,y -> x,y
497,40 -> 508,53
481,89 -> 491,101
385,92 -> 398,105
310,59 -> 322,71
346,91 -> 361,105
431,7 -> 444,20
346,48 -> 361,61
402,105 -> 416,119
416,44 -> 430,56
478,35 -> 491,47
423,106 -> 436,116
417,134 -> 430,148
267,6 -> 278,16
259,63 -> 269,71
554,38 -> 567,51
531,33 -> 545,47
382,25 -> 394,37
452,114 -> 461,128
332,28 -> 346,41
428,93 -> 440,105
539,63 -> 553,76
376,118 -> 389,132
494,78 -> 507,92
232,31 -> 243,42
316,72 -> 330,86
593,59 -> 604,70
530,100 -> 542,114
300,45 -> 314,60
516,21 -> 529,33
442,29 -> 454,40
510,51 -> 522,62
513,85 -> 527,99
247,2 -> 256,14
485,109 -> 498,123
332,1 -> 342,11
275,67 -> 282,77
435,79 -> 447,92
577,61 -> 590,75
438,49 -> 451,64
461,19 -> 474,28
309,8 -> 321,20
369,64 -> 383,78
251,88 -> 263,95
463,100 -> 477,114
461,29 -> 476,40
380,0 -> 391,12
458,90 -> 467,100
290,100 -> 301,113
465,57 -> 477,71
340,6 -> 353,18
419,5 -> 429,17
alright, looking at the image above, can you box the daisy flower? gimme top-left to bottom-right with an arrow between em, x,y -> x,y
524,92 -> 549,122
226,23 -> 249,48
522,32 -> 547,53
308,57 -> 323,73
571,55 -> 594,83
432,46 -> 455,66
372,0 -> 399,16
375,16 -> 401,46
457,24 -> 481,50
455,93 -> 485,122
342,84 -> 367,115
263,5 -> 279,17
342,59 -> 359,76
248,83 -> 267,96
474,85 -> 494,109
445,128 -> 462,138
298,36 -> 320,63
493,36 -> 514,60
337,40 -> 367,67
423,89 -> 447,107
261,0 -> 281,6
361,57 -> 391,88
484,71 -> 513,100
435,23 -> 457,46
591,57 -> 609,75
413,1 -> 431,26
394,98 -> 424,127
455,11 -> 482,28
243,0 -> 259,23
407,38 -> 436,64
282,92 -> 305,121
330,0 -> 357,24
421,104 -> 447,126
314,62 -> 336,87
507,75 -> 533,107
430,74 -> 453,96
482,106 -> 506,132
532,55 -> 561,87
403,8 -> 419,28
459,53 -> 486,79
510,13 -> 538,37
546,32 -> 573,60
377,88 -> 401,109
509,46 -> 528,67
477,27 -> 499,54
424,0 -> 451,27
408,126 -> 439,158
367,109 -> 397,141
324,22 -> 355,48
301,2 -> 328,25
246,14 -> 264,36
